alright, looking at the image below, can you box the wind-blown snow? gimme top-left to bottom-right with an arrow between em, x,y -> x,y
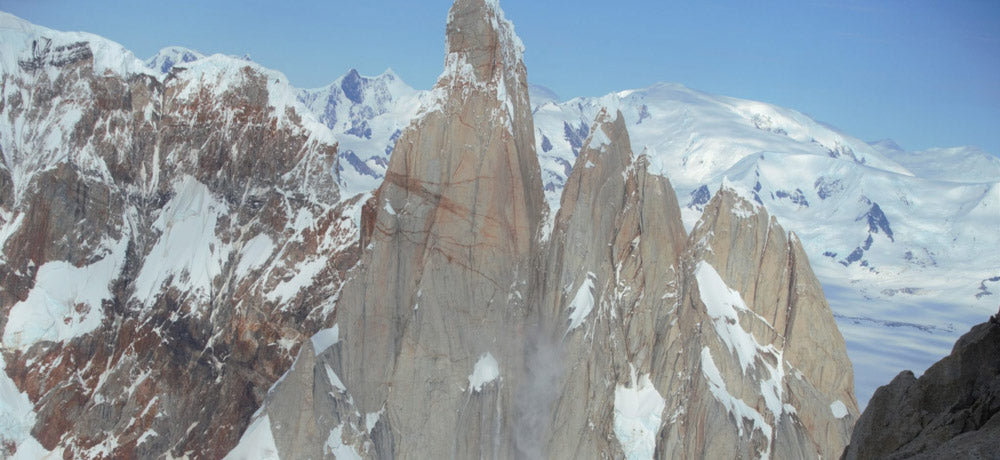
3,237 -> 127,350
613,366 -> 666,460
566,273 -> 597,332
468,352 -> 500,392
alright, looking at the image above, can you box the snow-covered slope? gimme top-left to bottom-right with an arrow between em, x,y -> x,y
871,140 -> 1000,183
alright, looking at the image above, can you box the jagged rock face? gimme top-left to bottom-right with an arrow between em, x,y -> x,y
843,317 -> 1000,459
649,187 -> 858,459
254,0 -> 545,458
235,1 -> 859,459
0,21 -> 357,458
539,110 -> 687,458
3,3 -> 861,459
536,110 -> 856,459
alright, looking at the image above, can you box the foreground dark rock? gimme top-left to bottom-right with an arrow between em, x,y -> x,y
842,311 -> 1000,459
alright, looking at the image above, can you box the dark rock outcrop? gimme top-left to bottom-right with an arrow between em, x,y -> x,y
843,312 -> 1000,459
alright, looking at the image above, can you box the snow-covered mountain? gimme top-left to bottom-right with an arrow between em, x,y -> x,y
145,46 -> 205,73
0,11 -> 356,458
297,69 -> 426,196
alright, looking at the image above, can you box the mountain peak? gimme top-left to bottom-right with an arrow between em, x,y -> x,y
145,46 -> 205,73
868,138 -> 904,152
442,0 -> 525,87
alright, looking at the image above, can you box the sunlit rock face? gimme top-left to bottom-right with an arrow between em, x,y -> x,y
1,3 -> 858,459
244,1 -> 856,459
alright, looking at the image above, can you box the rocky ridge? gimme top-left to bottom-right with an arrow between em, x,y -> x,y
236,0 -> 857,458
1,2 -> 861,459
0,11 -> 359,459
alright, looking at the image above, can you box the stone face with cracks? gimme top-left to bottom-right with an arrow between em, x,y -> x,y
240,1 -> 858,459
263,0 -> 545,458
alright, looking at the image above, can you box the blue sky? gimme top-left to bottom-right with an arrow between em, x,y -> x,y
3,0 -> 998,155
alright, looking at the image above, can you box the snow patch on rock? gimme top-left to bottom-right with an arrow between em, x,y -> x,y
133,176 -> 228,312
325,424 -> 362,460
613,366 -> 666,460
3,237 -> 127,350
566,272 -> 597,332
695,261 -> 766,372
586,125 -> 612,152
1,357 -> 54,458
830,400 -> 849,419
468,352 -> 500,392
310,324 -> 340,356
325,363 -> 347,393
235,233 -> 275,278
701,347 -> 773,458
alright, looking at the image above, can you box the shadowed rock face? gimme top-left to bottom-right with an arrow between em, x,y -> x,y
842,315 -> 1000,460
